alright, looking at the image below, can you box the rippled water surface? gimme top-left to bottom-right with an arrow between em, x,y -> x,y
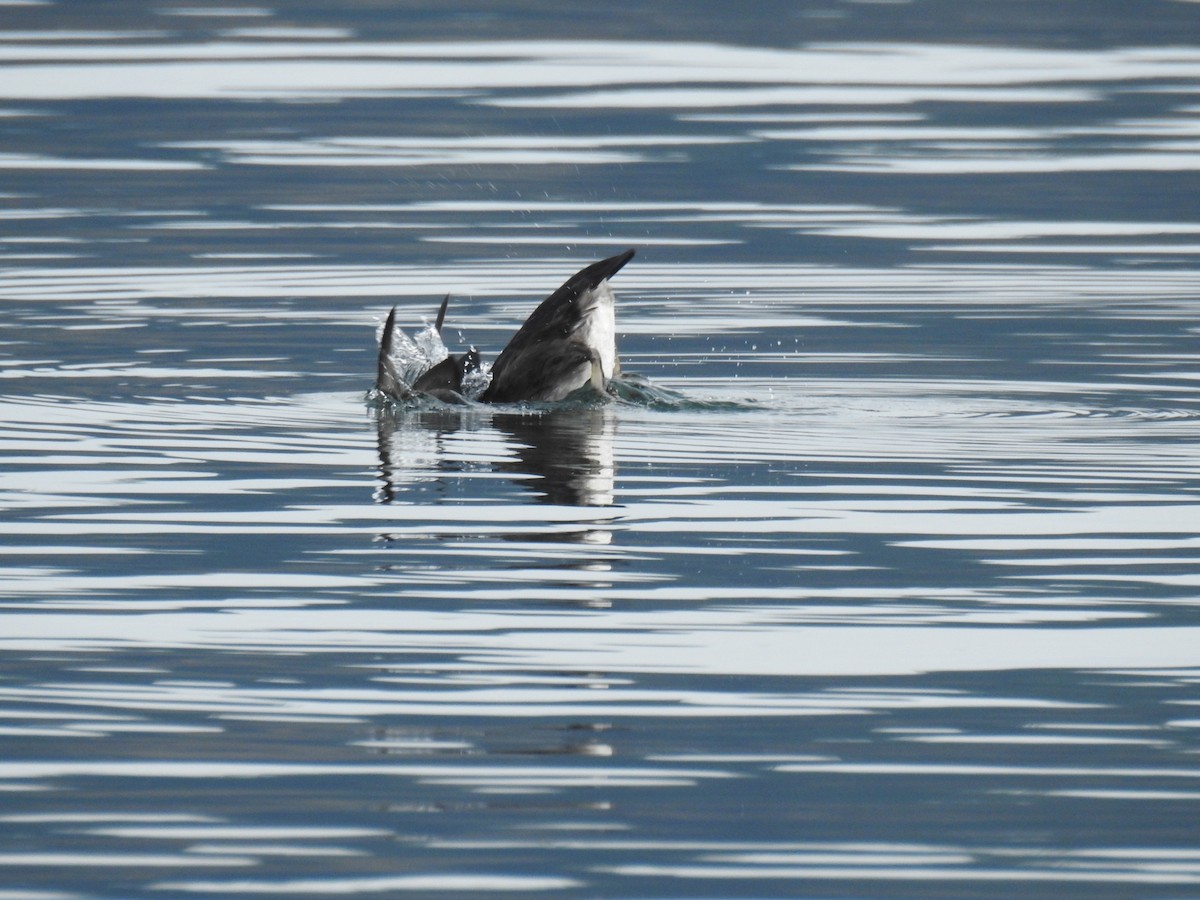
3,1 -> 1200,897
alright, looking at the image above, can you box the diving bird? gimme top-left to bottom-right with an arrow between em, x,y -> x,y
374,249 -> 636,405
479,248 -> 635,403
375,293 -> 480,403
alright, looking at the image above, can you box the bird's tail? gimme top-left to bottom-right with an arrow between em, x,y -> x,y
374,306 -> 412,401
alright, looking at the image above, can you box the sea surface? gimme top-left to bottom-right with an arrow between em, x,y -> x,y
2,1 -> 1200,897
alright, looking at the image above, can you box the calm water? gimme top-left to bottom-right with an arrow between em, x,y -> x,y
3,1 -> 1200,897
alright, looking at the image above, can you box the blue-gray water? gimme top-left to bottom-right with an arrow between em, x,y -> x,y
3,2 -> 1200,897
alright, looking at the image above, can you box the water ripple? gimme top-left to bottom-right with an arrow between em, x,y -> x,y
3,9 -> 1200,898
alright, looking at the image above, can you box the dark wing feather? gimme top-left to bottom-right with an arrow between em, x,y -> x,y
434,293 -> 450,334
481,339 -> 596,403
481,249 -> 634,403
412,347 -> 482,401
374,306 -> 412,401
411,356 -> 459,395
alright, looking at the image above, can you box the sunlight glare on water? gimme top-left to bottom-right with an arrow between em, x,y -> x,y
1,1 -> 1200,897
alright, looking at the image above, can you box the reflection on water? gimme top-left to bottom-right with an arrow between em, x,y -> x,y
492,408 -> 616,508
2,1 -> 1200,897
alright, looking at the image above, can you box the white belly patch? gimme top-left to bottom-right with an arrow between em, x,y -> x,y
574,281 -> 617,382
